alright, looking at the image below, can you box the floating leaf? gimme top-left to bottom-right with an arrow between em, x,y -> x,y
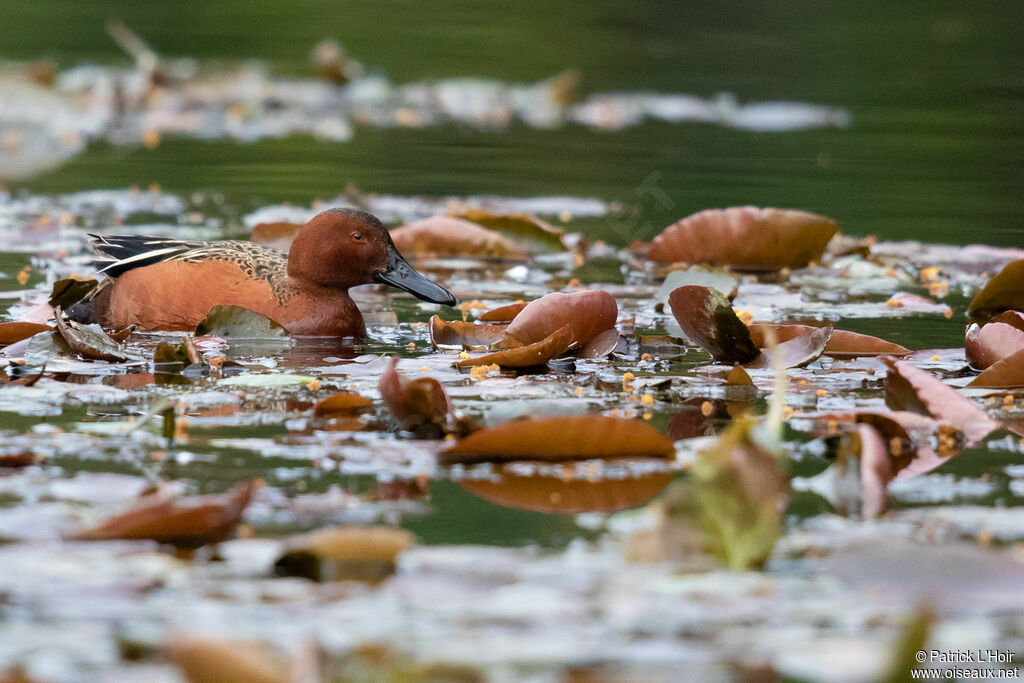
691,415 -> 788,570
667,285 -> 760,364
965,322 -> 1024,369
967,347 -> 1024,389
457,463 -> 673,514
219,373 -> 315,388
53,307 -> 128,362
379,356 -> 451,433
748,323 -> 910,359
313,391 -> 373,418
967,259 -> 1024,318
273,525 -> 415,582
452,209 -> 566,252
440,415 -> 674,464
48,277 -> 98,309
503,290 -> 617,348
390,216 -> 525,258
647,206 -> 837,269
71,480 -> 260,549
0,321 -> 50,347
428,316 -> 506,348
478,301 -> 528,322
164,635 -> 290,683
884,360 -> 997,444
195,305 -> 289,338
747,325 -> 832,369
456,324 -> 573,369
250,220 -> 302,252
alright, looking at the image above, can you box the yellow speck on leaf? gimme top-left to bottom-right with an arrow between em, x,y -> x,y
931,354 -> 941,361
641,393 -> 654,406
816,389 -> 827,398
701,401 -> 713,416
16,266 -> 31,285
574,387 -> 584,396
306,379 -> 321,391
458,351 -> 469,359
641,353 -> 652,362
419,366 -> 428,372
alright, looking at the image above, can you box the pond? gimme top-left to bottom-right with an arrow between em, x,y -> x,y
0,1 -> 1023,681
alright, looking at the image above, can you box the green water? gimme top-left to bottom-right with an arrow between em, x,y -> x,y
3,0 -> 1022,246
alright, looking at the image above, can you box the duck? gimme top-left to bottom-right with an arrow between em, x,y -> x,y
68,208 -> 457,336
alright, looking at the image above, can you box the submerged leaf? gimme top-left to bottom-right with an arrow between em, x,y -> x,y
647,206 -> 837,269
668,285 -> 760,364
441,415 -> 674,464
196,305 -> 288,338
391,216 -> 525,258
967,259 -> 1024,318
71,480 -> 260,549
503,290 -> 617,348
456,324 -> 573,369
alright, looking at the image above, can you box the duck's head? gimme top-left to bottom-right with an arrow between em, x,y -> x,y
287,208 -> 457,306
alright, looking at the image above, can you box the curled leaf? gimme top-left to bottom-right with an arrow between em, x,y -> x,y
429,316 -> 506,348
71,480 -> 260,549
54,307 -> 127,361
452,209 -> 566,252
503,290 -> 617,348
576,328 -> 621,358
667,285 -> 759,364
967,347 -> 1024,389
884,360 -> 997,444
48,277 -> 98,309
379,356 -> 451,433
273,525 -> 415,582
647,206 -> 837,269
967,260 -> 1024,318
478,301 -> 528,322
965,322 -> 1024,370
747,325 -> 832,369
440,415 -> 674,465
749,323 -> 910,359
456,324 -> 573,369
390,216 -> 525,258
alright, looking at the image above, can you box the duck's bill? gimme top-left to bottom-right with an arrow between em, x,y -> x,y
375,242 -> 457,306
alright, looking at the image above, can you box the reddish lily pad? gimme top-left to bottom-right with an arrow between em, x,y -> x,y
391,216 -> 526,259
250,221 -> 303,252
667,285 -> 759,364
71,480 -> 260,549
647,206 -> 837,269
478,301 -> 528,322
441,415 -> 675,464
855,423 -> 893,519
0,321 -> 51,347
503,290 -> 617,348
313,391 -> 373,419
748,323 -> 910,359
967,347 -> 1024,389
967,260 -> 1024,318
457,324 -> 574,369
965,322 -> 1024,370
885,359 -> 998,444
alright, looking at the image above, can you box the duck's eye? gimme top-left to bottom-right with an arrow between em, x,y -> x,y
352,232 -> 363,241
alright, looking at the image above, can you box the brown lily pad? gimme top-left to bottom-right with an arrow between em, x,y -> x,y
968,347 -> 1024,389
502,290 -> 617,348
390,216 -> 526,259
53,307 -> 128,362
429,316 -> 507,348
456,324 -> 573,369
379,356 -> 451,432
48,276 -> 98,309
747,326 -> 832,369
313,391 -> 373,419
273,525 -> 415,583
478,301 -> 528,322
251,221 -> 303,252
452,209 -> 566,252
576,328 -> 621,358
885,359 -> 998,444
440,415 -> 675,465
748,323 -> 910,359
647,206 -> 837,269
0,321 -> 50,347
667,285 -> 760,364
457,464 -> 673,514
71,480 -> 260,549
164,636 -> 291,683
965,322 -> 1024,370
967,260 -> 1024,318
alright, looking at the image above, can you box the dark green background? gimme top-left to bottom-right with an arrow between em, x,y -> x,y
3,0 -> 1022,244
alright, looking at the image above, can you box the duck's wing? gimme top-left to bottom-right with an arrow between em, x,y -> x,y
87,234 -> 212,277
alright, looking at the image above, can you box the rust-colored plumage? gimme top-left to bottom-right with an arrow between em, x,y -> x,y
75,209 -> 456,336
